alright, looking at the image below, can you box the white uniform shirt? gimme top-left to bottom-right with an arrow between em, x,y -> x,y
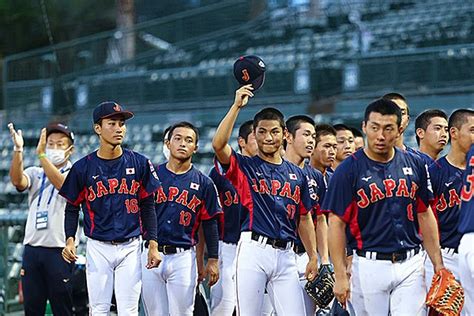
22,161 -> 76,248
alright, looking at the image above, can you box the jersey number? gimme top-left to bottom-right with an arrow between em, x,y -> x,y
179,211 -> 192,227
407,204 -> 414,221
125,199 -> 139,214
286,204 -> 296,220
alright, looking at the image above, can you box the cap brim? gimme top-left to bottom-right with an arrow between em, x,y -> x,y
101,111 -> 134,121
251,73 -> 265,91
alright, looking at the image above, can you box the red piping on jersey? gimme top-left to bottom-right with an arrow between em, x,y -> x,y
191,213 -> 201,245
138,180 -> 156,200
217,195 -> 226,239
65,187 -> 88,207
342,199 -> 363,250
84,196 -> 95,235
415,196 -> 428,213
217,154 -> 255,230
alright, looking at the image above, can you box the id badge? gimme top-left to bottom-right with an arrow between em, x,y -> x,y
35,211 -> 48,230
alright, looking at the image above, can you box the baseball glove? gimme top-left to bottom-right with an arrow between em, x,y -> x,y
305,264 -> 335,308
426,268 -> 464,316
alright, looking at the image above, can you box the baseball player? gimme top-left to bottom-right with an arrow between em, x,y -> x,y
60,101 -> 161,315
141,121 -> 222,316
425,109 -> 473,288
459,144 -> 474,315
310,124 -> 337,180
332,124 -> 355,170
415,109 -> 449,162
212,85 -> 318,315
351,127 -> 365,151
208,120 -> 257,315
9,122 -> 76,315
284,115 -> 329,315
324,99 -> 445,315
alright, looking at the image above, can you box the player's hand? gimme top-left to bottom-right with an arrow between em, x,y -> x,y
204,258 -> 219,286
8,123 -> 24,151
62,238 -> 78,263
305,256 -> 319,281
146,240 -> 162,269
333,272 -> 351,307
346,255 -> 353,279
232,85 -> 254,108
36,128 -> 47,156
197,261 -> 206,283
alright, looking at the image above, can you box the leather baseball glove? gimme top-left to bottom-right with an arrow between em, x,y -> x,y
305,264 -> 335,308
426,268 -> 464,316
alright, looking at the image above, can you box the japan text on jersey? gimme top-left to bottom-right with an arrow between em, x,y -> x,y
322,148 -> 433,253
429,157 -> 463,248
154,164 -> 222,248
217,150 -> 313,241
209,167 -> 241,244
459,145 -> 474,234
60,149 -> 161,241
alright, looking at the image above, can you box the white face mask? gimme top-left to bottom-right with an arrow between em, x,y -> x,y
162,131 -> 170,160
45,148 -> 68,165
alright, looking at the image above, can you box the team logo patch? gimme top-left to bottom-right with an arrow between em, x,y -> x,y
402,167 -> 413,175
242,69 -> 250,82
126,168 -> 135,175
190,182 -> 200,190
289,173 -> 297,180
361,176 -> 372,182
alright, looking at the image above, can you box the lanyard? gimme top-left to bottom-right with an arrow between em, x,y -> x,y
36,166 -> 69,210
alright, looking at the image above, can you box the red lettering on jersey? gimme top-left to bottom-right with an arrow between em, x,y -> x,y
168,187 -> 179,201
271,180 -> 281,195
292,185 -> 301,204
356,188 -> 369,208
108,178 -> 119,194
395,179 -> 410,197
156,187 -> 167,203
223,191 -> 233,207
87,186 -> 96,201
175,190 -> 189,206
448,188 -> 461,207
383,179 -> 396,197
409,181 -> 418,200
188,195 -> 202,213
259,179 -> 270,194
129,180 -> 140,195
251,179 -> 258,192
407,204 -> 414,221
118,178 -> 129,194
286,204 -> 296,220
437,193 -> 447,212
470,157 -> 474,167
125,198 -> 139,214
461,174 -> 474,202
96,181 -> 109,198
233,192 -> 239,204
369,183 -> 384,203
280,182 -> 292,198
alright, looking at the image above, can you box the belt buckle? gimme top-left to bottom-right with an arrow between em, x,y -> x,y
162,245 -> 169,255
111,240 -> 119,245
391,252 -> 398,263
271,239 -> 281,249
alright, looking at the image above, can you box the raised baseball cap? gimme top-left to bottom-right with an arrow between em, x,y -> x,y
93,101 -> 134,124
233,55 -> 266,91
46,123 -> 75,144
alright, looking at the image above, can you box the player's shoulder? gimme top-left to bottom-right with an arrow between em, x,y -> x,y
71,152 -> 96,170
123,148 -> 150,163
191,166 -> 215,187
303,163 -> 324,179
430,156 -> 447,171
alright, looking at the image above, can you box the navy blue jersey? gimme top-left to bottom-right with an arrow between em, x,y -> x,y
459,145 -> 474,234
154,164 -> 222,247
406,145 -> 435,166
429,157 -> 463,248
322,148 -> 433,252
209,167 -> 241,244
60,149 -> 161,241
218,150 -> 312,241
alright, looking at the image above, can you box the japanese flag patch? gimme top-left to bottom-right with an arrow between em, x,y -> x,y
126,168 -> 135,175
190,182 -> 200,190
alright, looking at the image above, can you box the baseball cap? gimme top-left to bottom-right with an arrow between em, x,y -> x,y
233,55 -> 266,91
93,101 -> 134,124
46,123 -> 75,144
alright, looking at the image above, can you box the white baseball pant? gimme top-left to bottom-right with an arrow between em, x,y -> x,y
141,246 -> 197,316
424,248 -> 460,290
350,250 -> 426,316
459,233 -> 474,316
235,232 -> 305,316
211,241 -> 237,315
296,252 -> 317,315
86,237 -> 142,316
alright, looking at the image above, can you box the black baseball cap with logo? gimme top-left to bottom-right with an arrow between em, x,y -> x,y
233,55 -> 266,91
46,123 -> 75,144
93,101 -> 134,124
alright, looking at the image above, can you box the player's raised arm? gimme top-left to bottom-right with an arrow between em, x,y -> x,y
8,123 -> 28,191
212,85 -> 253,165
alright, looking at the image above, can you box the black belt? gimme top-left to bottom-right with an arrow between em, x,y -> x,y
251,232 -> 292,250
293,244 -> 306,254
105,237 -> 138,245
144,241 -> 191,255
356,246 -> 420,263
442,247 -> 458,254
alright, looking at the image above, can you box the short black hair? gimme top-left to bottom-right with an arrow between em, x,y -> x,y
415,109 -> 448,145
350,127 -> 363,138
449,109 -> 474,130
315,124 -> 336,145
382,92 -> 409,115
285,115 -> 315,137
238,120 -> 254,151
253,107 -> 285,130
333,124 -> 352,133
364,98 -> 402,127
167,121 -> 199,144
